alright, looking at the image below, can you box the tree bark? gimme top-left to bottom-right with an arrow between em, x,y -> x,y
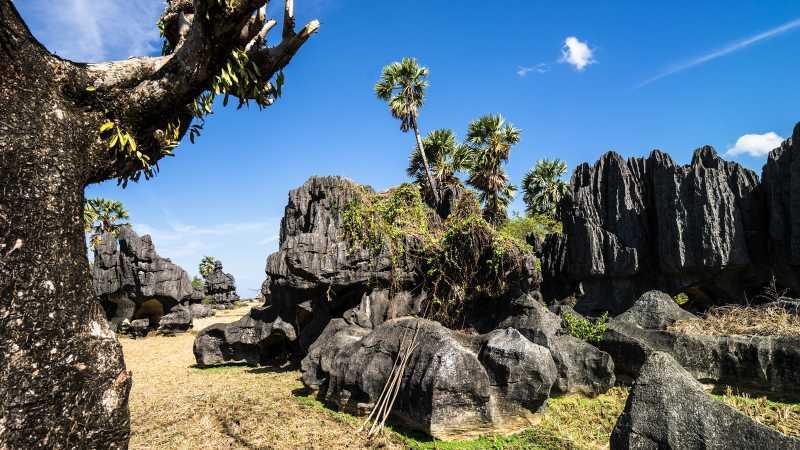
413,125 -> 440,205
1,3 -> 131,448
0,0 -> 316,447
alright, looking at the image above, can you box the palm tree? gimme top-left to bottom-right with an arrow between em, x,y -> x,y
84,198 -> 130,247
463,114 -> 521,225
375,57 -> 440,204
407,129 -> 470,194
522,159 -> 570,217
199,256 -> 217,278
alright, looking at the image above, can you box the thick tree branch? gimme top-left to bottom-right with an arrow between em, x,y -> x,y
78,0 -> 318,183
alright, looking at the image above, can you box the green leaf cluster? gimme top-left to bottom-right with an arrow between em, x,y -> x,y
563,312 -> 608,344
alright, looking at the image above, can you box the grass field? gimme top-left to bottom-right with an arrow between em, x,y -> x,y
122,306 -> 797,449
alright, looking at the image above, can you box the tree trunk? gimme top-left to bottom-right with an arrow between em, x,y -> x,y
1,4 -> 131,448
413,125 -> 440,205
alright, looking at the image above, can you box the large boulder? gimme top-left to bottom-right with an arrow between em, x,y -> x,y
600,291 -> 800,396
194,177 -> 538,366
202,260 -> 239,309
309,317 -> 558,440
157,304 -> 193,335
610,352 -> 800,449
542,146 -> 768,315
92,226 -> 196,332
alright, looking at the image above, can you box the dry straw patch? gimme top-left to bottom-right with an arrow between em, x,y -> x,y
123,305 -> 400,449
668,304 -> 800,337
717,387 -> 800,438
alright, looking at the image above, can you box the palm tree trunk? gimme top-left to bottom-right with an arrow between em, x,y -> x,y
413,125 -> 440,204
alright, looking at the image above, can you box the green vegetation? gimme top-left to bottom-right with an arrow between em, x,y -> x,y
673,292 -> 689,305
341,184 -> 532,327
463,114 -> 521,226
191,276 -> 204,291
84,198 -> 130,248
376,57 -> 440,204
199,256 -> 217,278
522,159 -> 570,217
407,128 -> 470,201
500,213 -> 563,242
563,312 -> 608,344
294,387 -> 630,449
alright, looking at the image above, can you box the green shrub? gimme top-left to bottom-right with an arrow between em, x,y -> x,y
673,292 -> 689,305
191,276 -> 204,290
564,312 -> 608,344
500,213 -> 562,242
201,297 -> 212,305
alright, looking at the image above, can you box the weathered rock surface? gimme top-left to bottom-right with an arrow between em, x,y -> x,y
93,226 -> 197,332
308,317 -> 558,440
157,304 -> 193,335
611,352 -> 800,449
600,291 -> 800,396
194,176 -> 539,366
129,319 -> 150,338
189,303 -> 214,319
202,260 -> 239,309
542,145 -> 769,315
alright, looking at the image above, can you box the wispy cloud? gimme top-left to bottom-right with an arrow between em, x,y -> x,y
517,63 -> 550,77
637,17 -> 800,88
23,0 -> 163,62
560,36 -> 595,71
726,132 -> 784,158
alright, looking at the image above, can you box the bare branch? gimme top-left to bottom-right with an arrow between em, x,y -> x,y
245,19 -> 277,52
255,19 -> 319,72
283,0 -> 295,39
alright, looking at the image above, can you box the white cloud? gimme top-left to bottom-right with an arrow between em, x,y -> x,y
560,36 -> 595,71
637,18 -> 800,88
726,132 -> 784,157
517,63 -> 549,77
23,0 -> 163,62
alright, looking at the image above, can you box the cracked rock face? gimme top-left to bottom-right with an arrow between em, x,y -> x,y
202,260 -> 239,309
543,145 -> 768,315
92,226 -> 197,332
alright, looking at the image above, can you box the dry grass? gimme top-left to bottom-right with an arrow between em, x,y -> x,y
535,387 -> 628,449
123,305 -> 400,449
668,304 -> 800,337
716,387 -> 800,438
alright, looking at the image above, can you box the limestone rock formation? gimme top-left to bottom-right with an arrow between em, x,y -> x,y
312,318 -> 557,440
542,146 -> 768,315
600,291 -> 800,396
92,226 -> 197,333
157,304 -> 193,335
202,260 -> 239,309
611,352 -> 800,449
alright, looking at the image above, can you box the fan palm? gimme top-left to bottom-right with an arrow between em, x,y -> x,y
84,198 -> 130,247
199,256 -> 217,278
376,57 -> 440,203
407,129 -> 470,192
463,114 -> 521,225
522,159 -> 569,216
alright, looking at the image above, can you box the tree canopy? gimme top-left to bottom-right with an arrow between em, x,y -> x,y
522,159 -> 570,217
83,198 -> 130,247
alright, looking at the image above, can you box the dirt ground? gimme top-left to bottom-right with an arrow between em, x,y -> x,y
122,305 -> 397,450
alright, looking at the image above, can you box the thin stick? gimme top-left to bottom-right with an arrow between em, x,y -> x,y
358,327 -> 409,432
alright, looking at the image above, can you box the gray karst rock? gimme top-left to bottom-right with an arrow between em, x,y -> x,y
129,319 -> 150,338
189,303 -> 214,319
308,317 -> 558,440
610,352 -> 800,450
92,226 -> 198,334
157,304 -> 193,335
194,176 -> 540,367
600,291 -> 800,396
763,123 -> 800,291
202,260 -> 239,309
541,145 -> 768,315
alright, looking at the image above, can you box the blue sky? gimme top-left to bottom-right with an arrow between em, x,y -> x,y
17,1 -> 800,295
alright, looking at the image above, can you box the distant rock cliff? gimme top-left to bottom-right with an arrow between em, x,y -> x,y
542,123 -> 800,315
202,260 -> 239,308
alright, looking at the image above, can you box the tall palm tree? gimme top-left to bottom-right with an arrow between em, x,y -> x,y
522,159 -> 570,217
84,198 -> 130,247
407,129 -> 470,193
375,57 -> 440,204
199,256 -> 217,278
463,114 -> 521,225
